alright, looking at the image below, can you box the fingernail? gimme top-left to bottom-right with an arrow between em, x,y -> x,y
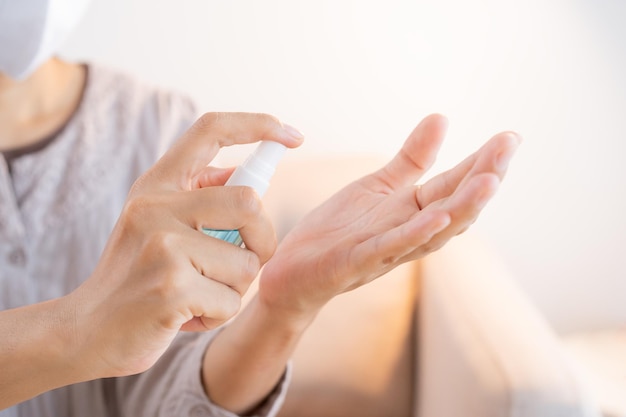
496,136 -> 519,171
282,123 -> 305,142
496,150 -> 513,171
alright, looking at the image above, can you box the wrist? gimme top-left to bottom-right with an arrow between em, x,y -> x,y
202,295 -> 315,414
51,293 -> 103,383
258,262 -> 331,327
255,295 -> 319,335
37,295 -> 97,386
0,296 -> 93,408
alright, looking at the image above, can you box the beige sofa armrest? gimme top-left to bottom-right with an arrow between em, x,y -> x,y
417,232 -> 599,417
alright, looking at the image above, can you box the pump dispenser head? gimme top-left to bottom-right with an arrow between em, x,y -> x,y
225,141 -> 287,197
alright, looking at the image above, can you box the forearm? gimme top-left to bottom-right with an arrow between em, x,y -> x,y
0,296 -> 85,410
202,295 -> 317,414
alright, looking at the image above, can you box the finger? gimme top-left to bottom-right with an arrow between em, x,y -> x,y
191,166 -> 236,189
170,186 -> 277,263
151,112 -> 304,190
169,186 -> 264,230
449,131 -> 520,193
418,131 -> 520,207
176,226 -> 263,296
462,131 -> 520,184
423,173 -> 500,247
181,316 -> 226,332
179,276 -> 243,332
347,210 -> 451,283
371,114 -> 448,191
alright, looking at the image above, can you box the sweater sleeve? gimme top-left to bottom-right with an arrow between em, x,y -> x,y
110,331 -> 291,417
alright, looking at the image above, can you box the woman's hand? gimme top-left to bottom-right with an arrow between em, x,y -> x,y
260,114 -> 520,317
64,113 -> 303,379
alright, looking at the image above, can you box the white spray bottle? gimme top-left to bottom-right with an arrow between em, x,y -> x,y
202,141 -> 287,246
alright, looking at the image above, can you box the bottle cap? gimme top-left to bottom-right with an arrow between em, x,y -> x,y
225,141 -> 287,197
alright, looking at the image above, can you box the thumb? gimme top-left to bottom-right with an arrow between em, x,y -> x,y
147,112 -> 304,191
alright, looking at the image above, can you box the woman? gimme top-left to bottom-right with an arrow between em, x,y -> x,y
0,1 -> 521,416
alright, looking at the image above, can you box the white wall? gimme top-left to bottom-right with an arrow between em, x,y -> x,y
61,0 -> 626,334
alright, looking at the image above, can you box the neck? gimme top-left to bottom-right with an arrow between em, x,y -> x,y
0,58 -> 86,152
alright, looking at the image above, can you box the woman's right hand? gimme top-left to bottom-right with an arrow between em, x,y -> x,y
64,113 -> 303,379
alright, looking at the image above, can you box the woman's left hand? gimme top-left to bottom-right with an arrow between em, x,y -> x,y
259,113 -> 521,316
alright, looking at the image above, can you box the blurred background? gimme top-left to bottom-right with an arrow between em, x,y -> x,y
61,0 -> 626,335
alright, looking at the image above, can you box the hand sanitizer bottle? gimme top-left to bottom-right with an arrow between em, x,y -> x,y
202,141 -> 287,246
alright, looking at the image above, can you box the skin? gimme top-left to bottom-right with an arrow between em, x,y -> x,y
204,114 -> 520,413
0,58 -> 86,150
0,59 -> 520,413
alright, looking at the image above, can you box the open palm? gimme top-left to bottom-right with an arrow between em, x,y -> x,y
259,114 -> 521,314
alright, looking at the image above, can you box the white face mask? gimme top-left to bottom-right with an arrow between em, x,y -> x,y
0,0 -> 91,80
